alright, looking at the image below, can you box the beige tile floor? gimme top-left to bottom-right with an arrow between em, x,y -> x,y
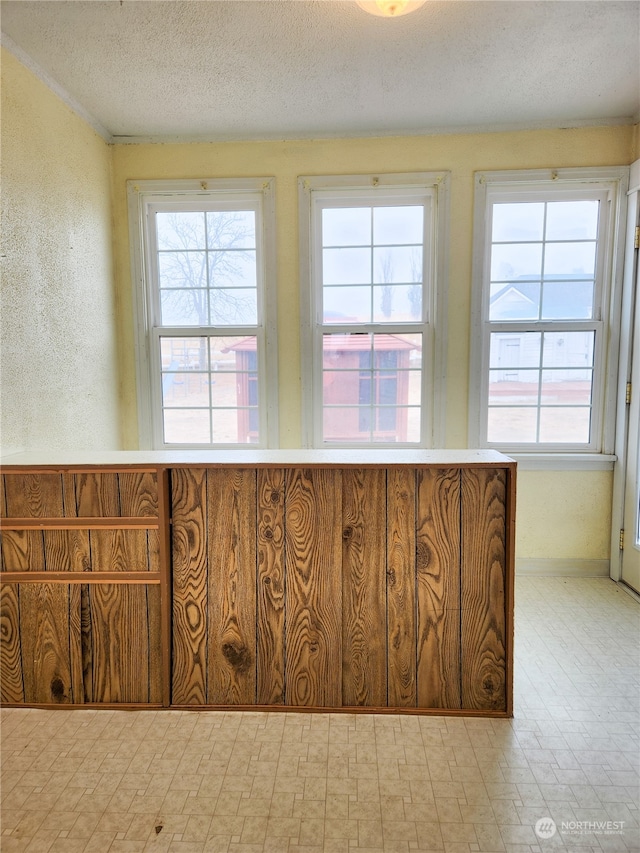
1,577 -> 638,853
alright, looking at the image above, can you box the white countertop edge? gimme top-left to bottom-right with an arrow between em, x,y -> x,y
0,449 -> 516,468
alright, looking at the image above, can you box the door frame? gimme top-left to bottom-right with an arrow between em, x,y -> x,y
611,159 -> 640,583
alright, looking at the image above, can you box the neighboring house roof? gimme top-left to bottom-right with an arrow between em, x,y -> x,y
490,275 -> 593,320
226,333 -> 418,353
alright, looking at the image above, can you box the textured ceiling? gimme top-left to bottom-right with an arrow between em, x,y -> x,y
2,0 -> 639,143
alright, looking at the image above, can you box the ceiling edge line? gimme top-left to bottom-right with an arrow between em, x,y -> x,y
1,32 -> 114,144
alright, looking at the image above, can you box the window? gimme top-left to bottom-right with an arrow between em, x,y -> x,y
128,179 -> 277,448
299,173 -> 449,447
470,168 -> 628,457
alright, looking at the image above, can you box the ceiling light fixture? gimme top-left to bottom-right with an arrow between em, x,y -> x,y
355,1 -> 426,17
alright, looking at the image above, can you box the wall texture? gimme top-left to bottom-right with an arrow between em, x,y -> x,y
0,49 -> 120,454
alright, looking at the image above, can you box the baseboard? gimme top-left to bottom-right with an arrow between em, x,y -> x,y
516,558 -> 610,577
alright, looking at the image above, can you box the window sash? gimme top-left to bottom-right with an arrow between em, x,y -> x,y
128,179 -> 277,449
470,169 -> 627,455
300,175 -> 447,448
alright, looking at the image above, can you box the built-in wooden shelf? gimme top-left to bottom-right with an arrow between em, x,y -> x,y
0,451 -> 515,716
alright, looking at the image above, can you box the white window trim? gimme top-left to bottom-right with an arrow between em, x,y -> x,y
298,171 -> 449,449
469,167 -> 629,464
128,178 -> 278,449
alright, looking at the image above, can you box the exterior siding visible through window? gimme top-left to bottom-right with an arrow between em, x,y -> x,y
470,168 -> 628,456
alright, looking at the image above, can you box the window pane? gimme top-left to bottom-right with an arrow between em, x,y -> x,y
209,251 -> 256,288
210,289 -> 257,325
162,373 -> 210,408
541,281 -> 594,319
490,243 -> 543,281
209,335 -> 256,371
374,246 -> 419,284
323,286 -> 372,323
158,251 -> 207,288
539,407 -> 591,443
163,409 -> 210,444
492,203 -> 544,242
542,331 -> 594,368
211,409 -> 253,443
544,242 -> 596,278
322,208 -> 371,246
489,370 -> 539,404
161,337 -> 209,370
206,210 -> 256,249
489,282 -> 540,320
541,370 -> 593,405
373,206 -> 423,245
545,201 -> 599,240
490,333 -> 541,369
373,284 -> 422,322
323,247 -> 371,285
322,333 -> 420,443
156,212 -> 205,250
488,407 -> 538,443
160,290 -> 208,326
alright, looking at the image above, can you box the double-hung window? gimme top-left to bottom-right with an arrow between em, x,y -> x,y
470,168 -> 628,458
128,179 -> 277,448
299,173 -> 449,447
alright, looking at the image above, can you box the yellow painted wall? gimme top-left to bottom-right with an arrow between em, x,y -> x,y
1,49 -> 120,453
112,126 -> 633,562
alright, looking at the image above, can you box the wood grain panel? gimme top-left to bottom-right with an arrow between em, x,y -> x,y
43,530 -> 91,572
207,469 -> 257,705
257,469 -> 285,705
387,467 -> 417,708
0,475 -> 7,518
285,469 -> 342,708
74,474 -> 120,517
4,474 -> 63,517
68,584 -> 84,703
461,468 -> 507,712
118,472 -> 158,517
20,583 -> 74,703
146,585 -> 163,703
342,468 -> 386,707
171,468 -> 208,705
89,530 -> 151,572
416,468 -> 461,709
1,531 -> 45,571
86,584 -> 160,703
0,584 -> 24,703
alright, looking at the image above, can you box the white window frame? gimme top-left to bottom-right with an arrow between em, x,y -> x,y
469,167 -> 628,467
299,172 -> 449,448
128,178 -> 278,449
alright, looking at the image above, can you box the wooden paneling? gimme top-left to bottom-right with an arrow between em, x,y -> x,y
461,468 -> 507,711
171,468 -> 208,705
0,584 -> 24,703
85,583 -> 161,703
4,473 -> 64,517
416,469 -> 461,709
19,583 -> 77,704
387,467 -> 417,707
342,468 -> 387,707
1,461 -> 513,715
207,469 -> 257,705
257,469 -> 286,705
0,469 -> 165,708
285,469 -> 342,707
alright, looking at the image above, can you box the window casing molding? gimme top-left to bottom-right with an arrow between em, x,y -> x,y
299,172 -> 449,448
469,167 -> 629,460
128,178 -> 278,449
